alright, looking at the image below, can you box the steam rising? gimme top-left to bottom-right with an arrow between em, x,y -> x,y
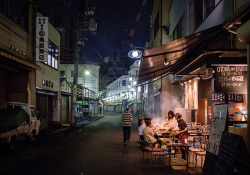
151,90 -> 183,126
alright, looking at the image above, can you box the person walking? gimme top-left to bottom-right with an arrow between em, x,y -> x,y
121,107 -> 133,146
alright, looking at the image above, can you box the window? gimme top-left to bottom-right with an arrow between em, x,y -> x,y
60,71 -> 65,77
205,0 -> 215,17
78,71 -> 83,77
122,80 -> 126,86
171,15 -> 185,41
154,11 -> 160,39
0,0 -> 29,31
189,0 -> 216,33
71,71 -> 74,77
45,40 -> 58,69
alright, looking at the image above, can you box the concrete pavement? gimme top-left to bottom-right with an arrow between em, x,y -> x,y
0,112 -> 203,175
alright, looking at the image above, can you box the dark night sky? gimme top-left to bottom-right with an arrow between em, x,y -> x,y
39,0 -> 153,71
83,0 -> 153,63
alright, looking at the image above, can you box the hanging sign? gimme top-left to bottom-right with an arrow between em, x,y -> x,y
36,17 -> 48,62
215,66 -> 247,93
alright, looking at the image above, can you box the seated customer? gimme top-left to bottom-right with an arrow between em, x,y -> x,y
138,116 -> 142,127
144,120 -> 158,148
138,118 -> 146,142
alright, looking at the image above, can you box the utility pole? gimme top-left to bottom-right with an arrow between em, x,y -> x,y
71,1 -> 84,127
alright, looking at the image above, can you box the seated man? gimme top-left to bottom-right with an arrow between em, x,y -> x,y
144,120 -> 158,148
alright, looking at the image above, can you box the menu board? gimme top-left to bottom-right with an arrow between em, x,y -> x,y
215,131 -> 241,175
207,104 -> 228,155
211,93 -> 225,102
215,66 -> 247,93
228,94 -> 244,103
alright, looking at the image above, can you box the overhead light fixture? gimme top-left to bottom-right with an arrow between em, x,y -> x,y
189,79 -> 191,82
133,81 -> 137,85
180,81 -> 184,85
212,70 -> 215,74
85,71 -> 90,75
184,81 -> 186,84
164,55 -> 170,65
128,50 -> 142,59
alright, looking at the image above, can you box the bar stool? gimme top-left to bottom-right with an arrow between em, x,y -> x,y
195,151 -> 206,169
188,148 -> 203,165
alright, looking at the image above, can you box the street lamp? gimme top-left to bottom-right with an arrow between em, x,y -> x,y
128,50 -> 142,59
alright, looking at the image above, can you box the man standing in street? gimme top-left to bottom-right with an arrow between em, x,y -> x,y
121,107 -> 133,146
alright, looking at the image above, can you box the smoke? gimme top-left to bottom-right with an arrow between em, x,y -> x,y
150,88 -> 183,126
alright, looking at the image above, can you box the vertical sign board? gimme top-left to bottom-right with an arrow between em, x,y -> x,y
203,104 -> 228,174
208,104 -> 228,155
36,17 -> 48,62
215,131 -> 241,175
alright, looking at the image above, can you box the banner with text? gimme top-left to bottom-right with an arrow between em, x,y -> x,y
36,17 -> 48,62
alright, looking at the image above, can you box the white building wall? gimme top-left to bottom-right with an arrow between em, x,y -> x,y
59,64 -> 100,99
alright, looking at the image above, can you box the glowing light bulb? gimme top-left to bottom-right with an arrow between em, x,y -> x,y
132,51 -> 139,58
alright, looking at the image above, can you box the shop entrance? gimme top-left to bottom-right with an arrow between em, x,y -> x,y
198,98 -> 207,125
61,96 -> 69,123
36,95 -> 53,129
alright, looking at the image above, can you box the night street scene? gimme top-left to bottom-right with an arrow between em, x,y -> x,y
1,0 -> 250,174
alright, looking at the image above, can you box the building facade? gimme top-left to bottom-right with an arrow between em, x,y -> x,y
140,0 -> 248,127
36,13 -> 61,129
0,0 -> 38,106
105,64 -> 140,114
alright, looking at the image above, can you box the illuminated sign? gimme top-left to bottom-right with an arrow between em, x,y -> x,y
36,17 -> 48,62
215,66 -> 247,93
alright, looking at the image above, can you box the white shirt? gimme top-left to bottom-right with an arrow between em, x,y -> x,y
138,123 -> 146,135
169,117 -> 179,130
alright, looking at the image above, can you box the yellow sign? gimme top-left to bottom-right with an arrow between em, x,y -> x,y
72,86 -> 77,103
72,96 -> 76,103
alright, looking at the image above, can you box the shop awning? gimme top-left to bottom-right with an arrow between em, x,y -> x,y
138,25 -> 229,84
36,89 -> 57,96
0,51 -> 43,71
61,91 -> 72,96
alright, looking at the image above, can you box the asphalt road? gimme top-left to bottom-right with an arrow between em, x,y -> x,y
0,112 -> 200,175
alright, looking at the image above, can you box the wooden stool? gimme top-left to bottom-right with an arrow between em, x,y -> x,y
188,148 -> 203,165
195,151 -> 206,170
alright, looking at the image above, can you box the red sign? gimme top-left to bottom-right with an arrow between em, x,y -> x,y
39,31 -> 45,36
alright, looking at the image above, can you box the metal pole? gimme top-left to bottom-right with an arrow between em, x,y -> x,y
88,89 -> 90,117
140,86 -> 143,116
82,97 -> 83,121
136,86 -> 138,116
